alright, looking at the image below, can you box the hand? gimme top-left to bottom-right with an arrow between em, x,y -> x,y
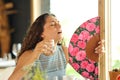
95,40 -> 105,54
33,40 -> 54,56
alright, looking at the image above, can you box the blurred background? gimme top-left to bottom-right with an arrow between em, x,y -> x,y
0,0 -> 31,58
0,0 -> 120,79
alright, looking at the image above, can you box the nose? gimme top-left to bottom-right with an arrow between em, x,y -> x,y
58,23 -> 61,28
57,22 -> 61,29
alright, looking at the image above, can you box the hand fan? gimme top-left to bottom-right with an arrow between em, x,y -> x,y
68,17 -> 100,79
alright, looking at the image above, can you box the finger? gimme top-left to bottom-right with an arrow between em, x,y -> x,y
95,47 -> 105,54
46,47 -> 54,55
95,50 -> 101,54
95,46 -> 101,54
42,46 -> 54,56
95,50 -> 98,54
43,50 -> 53,56
42,44 -> 47,48
95,45 -> 101,50
98,40 -> 105,44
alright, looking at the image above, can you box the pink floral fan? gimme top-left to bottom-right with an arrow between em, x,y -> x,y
68,17 -> 100,79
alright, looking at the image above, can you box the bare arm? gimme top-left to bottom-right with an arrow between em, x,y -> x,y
8,50 -> 38,80
8,40 -> 54,80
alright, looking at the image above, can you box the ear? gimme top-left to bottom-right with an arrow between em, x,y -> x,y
41,33 -> 44,38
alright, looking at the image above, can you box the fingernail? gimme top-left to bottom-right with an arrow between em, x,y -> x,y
98,41 -> 101,44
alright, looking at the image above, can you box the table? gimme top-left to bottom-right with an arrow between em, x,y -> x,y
0,67 -> 15,80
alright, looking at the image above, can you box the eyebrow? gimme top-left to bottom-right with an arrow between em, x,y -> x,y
51,20 -> 59,23
51,21 -> 55,22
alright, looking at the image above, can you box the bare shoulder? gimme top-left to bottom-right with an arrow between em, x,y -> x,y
61,45 -> 68,52
17,50 -> 33,63
61,45 -> 69,62
8,50 -> 33,80
16,50 -> 37,68
18,50 -> 33,59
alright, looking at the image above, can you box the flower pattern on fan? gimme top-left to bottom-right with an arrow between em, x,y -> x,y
68,17 -> 100,80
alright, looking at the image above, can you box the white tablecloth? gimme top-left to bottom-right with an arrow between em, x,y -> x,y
0,67 -> 15,80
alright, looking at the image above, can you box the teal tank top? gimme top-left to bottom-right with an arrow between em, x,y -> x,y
39,45 -> 67,80
22,45 -> 67,80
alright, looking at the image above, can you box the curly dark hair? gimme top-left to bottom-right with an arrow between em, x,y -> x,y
18,13 -> 55,58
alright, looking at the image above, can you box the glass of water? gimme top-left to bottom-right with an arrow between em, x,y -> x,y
53,76 -> 58,80
12,43 -> 21,57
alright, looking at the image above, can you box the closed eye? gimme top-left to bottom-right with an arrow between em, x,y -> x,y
50,21 -> 56,26
50,20 -> 60,27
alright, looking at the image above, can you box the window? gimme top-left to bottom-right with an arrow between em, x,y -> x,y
50,0 -> 98,46
111,0 -> 120,69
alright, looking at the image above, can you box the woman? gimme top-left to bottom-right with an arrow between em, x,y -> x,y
9,13 -> 68,80
9,13 -> 104,80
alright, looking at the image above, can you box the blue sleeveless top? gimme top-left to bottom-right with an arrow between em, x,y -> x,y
39,45 -> 67,80
22,45 -> 67,80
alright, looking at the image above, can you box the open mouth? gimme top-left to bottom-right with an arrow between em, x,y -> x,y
58,31 -> 62,34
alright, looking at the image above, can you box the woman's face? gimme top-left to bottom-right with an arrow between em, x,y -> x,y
42,15 -> 62,42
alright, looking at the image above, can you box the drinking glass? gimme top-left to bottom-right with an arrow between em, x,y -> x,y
53,76 -> 58,80
12,43 -> 21,57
